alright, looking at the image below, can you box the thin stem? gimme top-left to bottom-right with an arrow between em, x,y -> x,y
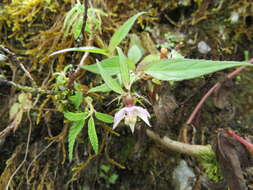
186,65 -> 248,125
26,141 -> 55,185
67,36 -> 93,88
5,112 -> 32,190
0,46 -> 37,86
0,79 -> 56,94
186,83 -> 220,125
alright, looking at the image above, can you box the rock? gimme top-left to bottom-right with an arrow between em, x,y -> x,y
172,160 -> 196,190
198,41 -> 211,54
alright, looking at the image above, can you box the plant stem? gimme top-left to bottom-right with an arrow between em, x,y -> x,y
186,65 -> 249,125
146,129 -> 213,157
0,79 -> 55,94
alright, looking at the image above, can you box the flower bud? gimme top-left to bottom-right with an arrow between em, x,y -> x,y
123,95 -> 135,106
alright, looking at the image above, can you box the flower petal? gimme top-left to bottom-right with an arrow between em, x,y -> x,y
129,123 -> 135,133
113,108 -> 126,129
124,107 -> 137,132
135,106 -> 151,127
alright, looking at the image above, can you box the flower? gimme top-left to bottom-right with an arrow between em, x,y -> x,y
113,105 -> 151,133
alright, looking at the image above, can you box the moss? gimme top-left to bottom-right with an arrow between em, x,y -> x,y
198,146 -> 223,182
0,0 -> 60,41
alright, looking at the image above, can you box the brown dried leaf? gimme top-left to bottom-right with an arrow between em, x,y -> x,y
215,129 -> 253,190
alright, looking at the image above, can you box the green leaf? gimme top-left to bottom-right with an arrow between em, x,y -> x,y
95,112 -> 114,123
13,110 -> 24,130
88,83 -> 112,93
9,103 -> 22,121
88,78 -> 123,93
144,58 -> 251,81
117,47 -> 130,89
97,61 -> 124,94
63,3 -> 84,39
68,119 -> 85,161
126,59 -> 136,70
81,56 -> 120,75
140,54 -> 160,63
136,54 -> 160,72
63,6 -> 78,37
108,174 -> 119,184
18,93 -> 32,110
88,117 -> 98,154
64,112 -> 88,121
85,8 -> 106,33
127,45 -> 143,63
129,33 -> 145,55
108,12 -> 146,53
100,164 -> 111,173
68,91 -> 83,109
72,14 -> 84,39
50,46 -> 109,56
170,49 -> 184,58
65,12 -> 79,38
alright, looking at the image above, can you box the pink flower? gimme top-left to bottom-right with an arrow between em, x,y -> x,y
113,106 -> 151,133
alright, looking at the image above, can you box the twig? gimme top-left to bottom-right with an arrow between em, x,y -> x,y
0,46 -> 37,86
67,0 -> 95,88
186,82 -> 221,125
26,141 -> 55,186
5,112 -> 32,190
0,125 -> 13,140
186,64 -> 249,125
164,14 -> 179,27
67,35 -> 93,88
0,79 -> 56,94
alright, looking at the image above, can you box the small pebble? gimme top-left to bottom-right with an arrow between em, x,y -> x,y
198,41 -> 211,54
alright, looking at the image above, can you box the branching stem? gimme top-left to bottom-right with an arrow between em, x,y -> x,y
0,79 -> 56,94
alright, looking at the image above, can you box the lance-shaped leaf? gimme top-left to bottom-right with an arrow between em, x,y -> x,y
64,112 -> 88,121
88,83 -> 112,93
50,46 -> 109,56
108,12 -> 146,53
68,119 -> 85,161
68,90 -> 83,109
95,112 -> 114,123
63,3 -> 84,39
144,58 -> 251,81
117,47 -> 130,89
72,14 -> 84,40
88,117 -> 98,153
97,60 -> 124,94
81,56 -> 120,75
127,45 -> 143,64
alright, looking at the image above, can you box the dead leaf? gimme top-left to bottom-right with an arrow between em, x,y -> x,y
214,129 -> 253,190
